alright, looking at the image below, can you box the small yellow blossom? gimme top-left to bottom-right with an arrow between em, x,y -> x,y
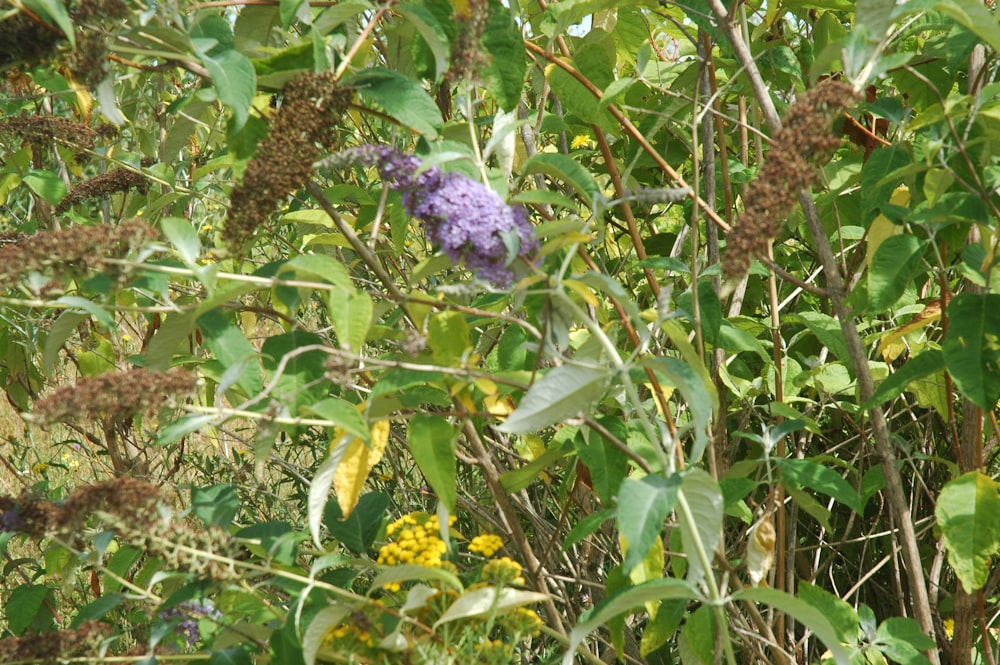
32,462 -> 50,475
482,557 -> 525,586
570,134 -> 592,150
468,534 -> 504,557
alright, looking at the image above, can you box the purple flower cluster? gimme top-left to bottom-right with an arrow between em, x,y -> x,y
0,508 -> 23,532
329,145 -> 538,285
159,600 -> 222,648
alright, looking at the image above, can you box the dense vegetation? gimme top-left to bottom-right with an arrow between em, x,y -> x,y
1,0 -> 999,663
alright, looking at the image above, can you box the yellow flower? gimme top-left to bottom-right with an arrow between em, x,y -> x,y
482,557 -> 525,586
32,462 -> 50,475
571,134 -> 592,150
468,534 -> 504,557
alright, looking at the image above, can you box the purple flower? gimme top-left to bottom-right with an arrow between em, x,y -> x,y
159,600 -> 222,648
0,508 -> 23,532
324,145 -> 538,285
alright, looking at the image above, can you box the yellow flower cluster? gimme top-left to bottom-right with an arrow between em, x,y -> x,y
482,557 -> 526,586
468,534 -> 503,557
474,638 -> 513,663
500,607 -> 543,637
377,514 -> 453,568
323,623 -> 375,649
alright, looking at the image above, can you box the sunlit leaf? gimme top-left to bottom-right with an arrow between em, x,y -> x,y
333,418 -> 390,517
936,471 -> 1000,592
942,293 -> 1000,409
496,363 -> 611,434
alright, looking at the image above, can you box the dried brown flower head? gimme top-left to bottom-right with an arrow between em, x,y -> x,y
30,367 -> 198,427
224,71 -> 352,252
0,217 -> 156,287
723,79 -> 859,277
0,620 -> 110,664
0,113 -> 103,160
0,0 -> 128,86
55,162 -> 152,214
447,0 -> 491,83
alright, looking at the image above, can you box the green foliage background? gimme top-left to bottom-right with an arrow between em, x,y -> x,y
1,0 -> 999,663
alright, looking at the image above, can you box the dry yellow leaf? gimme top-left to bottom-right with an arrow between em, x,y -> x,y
333,418 -> 389,517
746,512 -> 776,587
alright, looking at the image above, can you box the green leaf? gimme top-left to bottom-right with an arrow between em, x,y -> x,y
776,458 -> 862,513
161,216 -> 202,267
617,473 -> 681,575
22,170 -> 67,205
563,578 -> 700,665
785,484 -> 832,530
679,605 -> 716,665
282,253 -> 351,288
5,584 -> 52,635
576,422 -> 628,505
53,296 -> 115,329
734,586 -> 853,665
324,492 -> 390,554
797,581 -> 860,645
482,1 -> 527,111
676,469 -> 723,587
942,293 -> 1000,408
935,471 -> 1000,592
144,311 -> 199,371
874,617 -> 934,665
397,3 -> 450,82
280,0 -> 307,27
192,484 -> 240,527
434,587 -> 548,627
26,0 -> 75,48
201,50 -> 257,131
862,349 -> 945,410
868,235 -> 927,314
43,311 -> 87,377
369,563 -> 463,592
791,311 -> 852,369
71,594 -> 124,628
304,397 -> 370,442
349,67 -> 443,138
261,331 -> 328,415
642,357 -> 717,464
427,310 -> 471,367
935,0 -> 1000,56
407,415 -> 457,512
197,309 -> 263,397
210,647 -> 254,665
302,606 -> 351,665
521,152 -> 601,204
496,363 -> 611,434
564,508 -> 614,549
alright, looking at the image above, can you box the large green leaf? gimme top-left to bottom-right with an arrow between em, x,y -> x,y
868,235 -> 927,314
324,492 -> 390,555
434,587 -> 548,627
734,586 -> 853,665
5,584 -> 52,635
562,578 -> 700,665
677,468 -> 723,588
407,415 -> 457,512
942,293 -> 1000,409
521,152 -> 601,204
576,423 -> 628,505
350,68 -> 443,138
427,310 -> 470,368
201,50 -> 257,131
776,458 -> 862,514
874,617 -> 935,665
935,471 -> 1000,592
261,331 -> 328,415
862,349 -> 945,410
327,286 -> 373,354
791,311 -> 852,369
482,1 -> 526,111
643,357 -> 717,464
197,309 -> 264,397
616,473 -> 681,575
496,363 -> 611,434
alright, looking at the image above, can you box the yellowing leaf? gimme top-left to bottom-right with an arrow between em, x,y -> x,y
865,185 -> 909,268
746,512 -> 776,587
333,418 -> 389,517
483,392 -> 514,417
878,300 -> 941,362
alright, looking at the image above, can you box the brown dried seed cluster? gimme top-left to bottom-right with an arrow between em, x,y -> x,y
723,79 -> 859,278
31,367 -> 198,427
0,217 -> 156,284
0,477 -> 161,540
0,0 -> 127,86
225,72 -> 352,252
55,163 -> 152,213
0,620 -> 110,664
447,0 -> 491,84
0,113 -> 105,159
